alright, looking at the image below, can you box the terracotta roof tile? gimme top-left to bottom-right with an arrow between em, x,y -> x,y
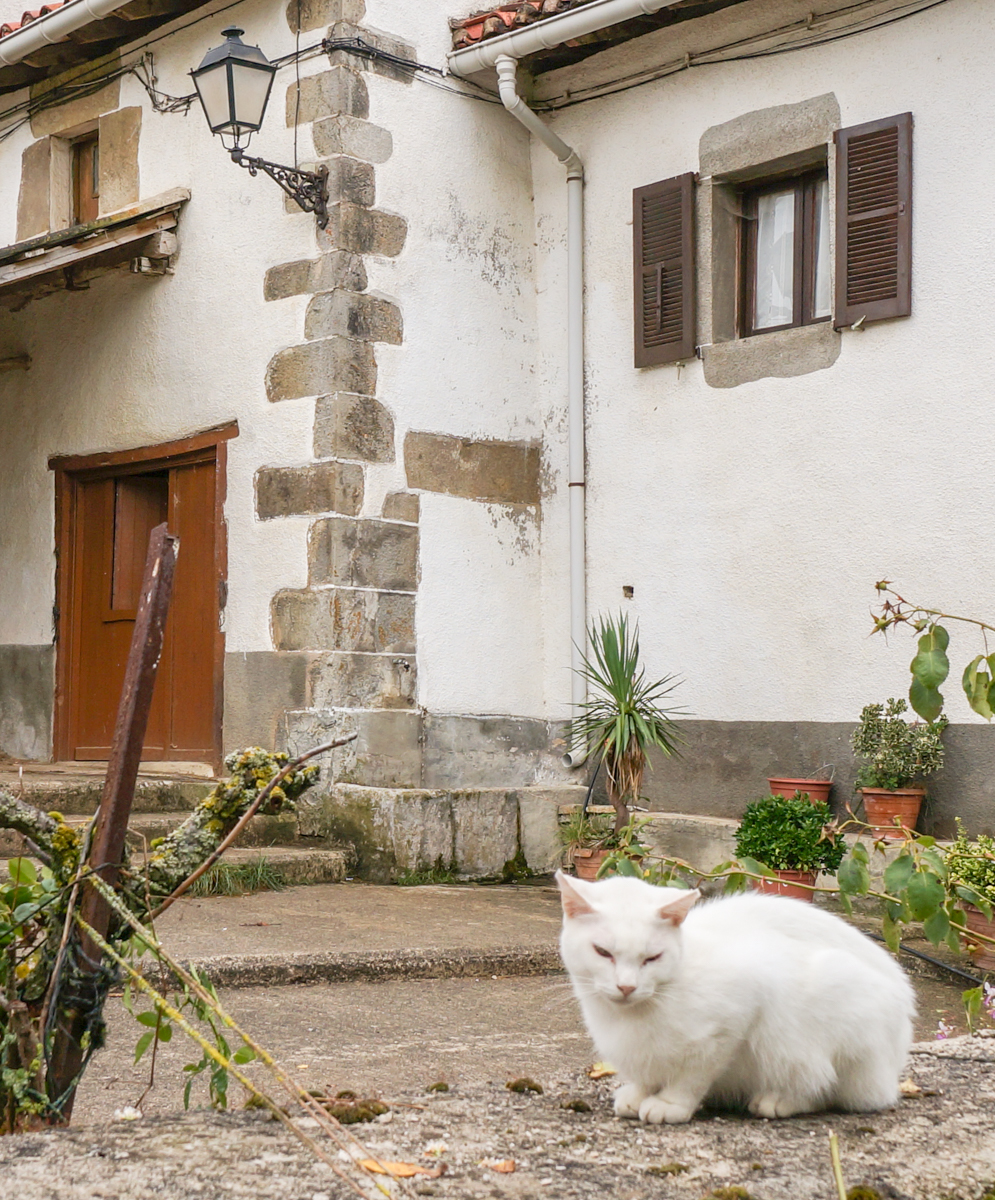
0,0 -> 65,43
450,0 -> 594,50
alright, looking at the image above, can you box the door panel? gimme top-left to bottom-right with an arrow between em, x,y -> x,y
66,454 -> 219,762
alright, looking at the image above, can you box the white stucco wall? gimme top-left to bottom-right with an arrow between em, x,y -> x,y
1,0 -> 992,756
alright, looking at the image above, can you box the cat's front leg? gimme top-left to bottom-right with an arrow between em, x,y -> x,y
638,1089 -> 701,1125
613,1082 -> 647,1118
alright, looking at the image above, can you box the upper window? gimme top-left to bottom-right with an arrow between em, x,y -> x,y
741,170 -> 830,336
72,132 -> 100,225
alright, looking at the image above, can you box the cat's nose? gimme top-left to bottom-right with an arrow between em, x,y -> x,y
617,984 -> 635,998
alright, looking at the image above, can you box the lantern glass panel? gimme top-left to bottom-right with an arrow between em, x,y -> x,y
193,61 -> 233,133
228,61 -> 275,133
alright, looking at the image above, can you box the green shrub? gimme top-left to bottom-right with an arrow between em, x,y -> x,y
946,820 -> 995,906
851,697 -> 948,791
734,794 -> 846,874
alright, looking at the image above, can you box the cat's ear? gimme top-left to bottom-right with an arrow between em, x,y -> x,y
658,889 -> 700,926
555,870 -> 596,918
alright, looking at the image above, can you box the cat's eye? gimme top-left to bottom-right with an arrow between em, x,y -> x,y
593,945 -> 614,960
643,953 -> 663,964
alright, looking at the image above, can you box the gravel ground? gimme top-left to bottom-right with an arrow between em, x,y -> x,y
3,1037 -> 995,1200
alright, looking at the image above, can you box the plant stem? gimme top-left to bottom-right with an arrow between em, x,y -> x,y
829,1131 -> 847,1200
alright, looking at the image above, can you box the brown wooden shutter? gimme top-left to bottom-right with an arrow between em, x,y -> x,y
633,172 -> 695,367
834,112 -> 912,326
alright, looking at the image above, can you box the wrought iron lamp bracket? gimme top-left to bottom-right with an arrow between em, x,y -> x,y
229,146 -> 329,228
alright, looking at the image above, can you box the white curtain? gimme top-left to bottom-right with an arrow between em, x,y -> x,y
754,189 -> 794,329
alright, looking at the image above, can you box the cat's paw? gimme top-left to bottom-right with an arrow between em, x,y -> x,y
613,1083 -> 644,1119
638,1094 -> 695,1125
748,1093 -> 807,1119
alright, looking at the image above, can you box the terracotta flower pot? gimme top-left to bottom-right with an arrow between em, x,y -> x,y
572,848 -> 611,882
963,904 -> 995,971
753,869 -> 817,902
860,788 -> 925,839
767,777 -> 833,805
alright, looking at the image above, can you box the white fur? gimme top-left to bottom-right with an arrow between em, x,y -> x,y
555,872 -> 915,1124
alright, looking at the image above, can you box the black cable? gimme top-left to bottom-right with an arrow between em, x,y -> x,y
868,931 -> 985,987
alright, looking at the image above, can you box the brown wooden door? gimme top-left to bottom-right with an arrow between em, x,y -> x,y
63,452 -> 221,762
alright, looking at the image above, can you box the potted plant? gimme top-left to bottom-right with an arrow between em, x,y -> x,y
559,811 -> 648,881
851,698 -> 948,838
946,821 -> 995,970
734,793 -> 846,902
564,612 -> 683,836
767,770 -> 833,805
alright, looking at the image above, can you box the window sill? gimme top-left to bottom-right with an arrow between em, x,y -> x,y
701,321 -> 840,389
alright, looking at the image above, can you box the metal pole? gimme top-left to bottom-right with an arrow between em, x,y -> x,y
46,522 -> 179,1119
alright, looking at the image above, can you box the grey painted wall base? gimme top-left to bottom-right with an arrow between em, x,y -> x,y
313,782 -> 586,881
638,720 -> 995,839
0,644 -> 53,760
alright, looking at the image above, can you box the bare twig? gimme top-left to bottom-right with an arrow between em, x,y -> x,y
149,735 -> 356,920
829,1131 -> 847,1200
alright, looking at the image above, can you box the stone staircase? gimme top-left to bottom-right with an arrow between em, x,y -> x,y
0,761 -> 348,887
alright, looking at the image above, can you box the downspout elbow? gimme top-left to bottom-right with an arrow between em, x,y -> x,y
495,55 -> 583,179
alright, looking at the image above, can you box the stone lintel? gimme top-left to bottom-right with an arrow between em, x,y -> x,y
404,431 -> 541,506
255,461 -> 364,520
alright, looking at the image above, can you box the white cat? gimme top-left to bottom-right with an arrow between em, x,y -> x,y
556,871 -> 915,1124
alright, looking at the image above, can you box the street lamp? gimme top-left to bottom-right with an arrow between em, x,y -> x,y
191,27 -> 328,227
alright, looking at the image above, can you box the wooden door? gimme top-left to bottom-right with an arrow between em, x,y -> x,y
54,435 -> 230,764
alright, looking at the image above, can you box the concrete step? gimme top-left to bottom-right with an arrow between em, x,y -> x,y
0,808 -> 332,858
0,846 -> 348,889
0,762 -> 214,816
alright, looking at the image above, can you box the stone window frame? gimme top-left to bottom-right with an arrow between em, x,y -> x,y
696,93 -> 842,390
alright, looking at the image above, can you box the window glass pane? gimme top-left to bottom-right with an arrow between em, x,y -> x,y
754,189 -> 794,329
813,176 -> 831,319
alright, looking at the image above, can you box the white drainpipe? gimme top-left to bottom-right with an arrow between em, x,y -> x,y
0,0 -> 129,66
492,55 -> 588,766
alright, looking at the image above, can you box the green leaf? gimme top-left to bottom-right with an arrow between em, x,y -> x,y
851,842 -> 870,866
911,625 -> 950,687
738,856 -> 774,879
122,984 -> 133,1015
955,884 -> 993,921
882,911 -> 900,953
923,908 -> 950,946
963,986 -> 983,1031
920,848 -> 947,880
909,676 -> 944,723
905,872 -> 945,921
157,1023 -> 172,1043
883,853 -> 915,896
837,888 -> 853,917
134,1031 -> 155,1063
915,835 -> 937,848
946,922 -> 964,954
11,902 -> 40,927
7,858 -> 37,885
837,856 -> 870,896
963,656 -> 994,720
135,1011 -> 161,1028
233,1045 -> 256,1065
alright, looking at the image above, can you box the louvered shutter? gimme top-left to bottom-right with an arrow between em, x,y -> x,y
834,113 -> 912,326
633,173 -> 695,367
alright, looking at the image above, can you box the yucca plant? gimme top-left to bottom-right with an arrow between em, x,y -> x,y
565,613 -> 684,833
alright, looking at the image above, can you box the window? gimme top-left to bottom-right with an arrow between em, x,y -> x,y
72,132 -> 99,225
741,170 -> 830,337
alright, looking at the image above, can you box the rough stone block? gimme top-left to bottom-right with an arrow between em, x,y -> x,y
314,392 -> 395,462
312,115 -> 392,164
518,786 -> 585,873
0,643 -> 54,760
264,251 -> 367,301
266,336 -> 376,402
319,203 -> 407,258
272,587 -> 415,653
322,156 -> 375,207
422,714 -> 552,789
404,431 -> 541,505
322,784 -> 450,880
286,66 -> 369,125
305,290 -> 402,344
308,652 -> 416,710
326,22 -> 416,85
381,492 -> 419,522
336,710 -> 423,788
98,106 -> 141,214
308,516 -> 418,590
451,790 -> 519,878
16,139 -> 51,241
255,461 -> 364,519
287,0 -> 364,34
222,650 -> 308,756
